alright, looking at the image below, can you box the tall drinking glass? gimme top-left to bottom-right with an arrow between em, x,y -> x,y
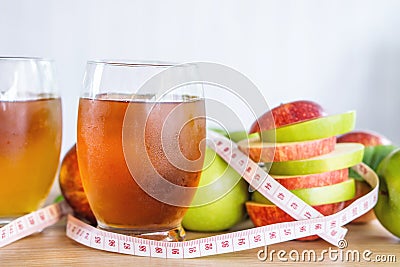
77,61 -> 206,241
0,57 -> 62,224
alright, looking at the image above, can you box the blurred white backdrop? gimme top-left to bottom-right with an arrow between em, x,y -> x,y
1,0 -> 400,158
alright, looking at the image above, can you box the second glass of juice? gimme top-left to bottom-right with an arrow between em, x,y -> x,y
77,61 -> 205,241
0,57 -> 62,225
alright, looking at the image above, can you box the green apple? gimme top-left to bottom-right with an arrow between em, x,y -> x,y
260,111 -> 356,143
252,178 -> 355,206
374,148 -> 400,238
208,127 -> 229,137
182,148 -> 249,232
208,128 -> 256,143
228,131 -> 253,143
269,143 -> 364,175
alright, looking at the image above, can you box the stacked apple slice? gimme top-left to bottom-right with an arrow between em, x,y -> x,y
238,100 -> 364,240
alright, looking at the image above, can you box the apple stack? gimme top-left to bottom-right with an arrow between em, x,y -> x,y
238,100 -> 364,240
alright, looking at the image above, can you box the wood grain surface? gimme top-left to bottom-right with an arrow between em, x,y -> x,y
1,217 -> 399,266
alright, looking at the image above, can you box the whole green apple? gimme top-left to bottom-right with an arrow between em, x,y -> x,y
374,148 -> 400,238
208,128 -> 251,143
182,148 -> 249,232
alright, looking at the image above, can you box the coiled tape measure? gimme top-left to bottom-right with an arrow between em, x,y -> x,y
0,132 -> 379,259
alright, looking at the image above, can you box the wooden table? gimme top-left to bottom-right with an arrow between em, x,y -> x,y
1,217 -> 399,266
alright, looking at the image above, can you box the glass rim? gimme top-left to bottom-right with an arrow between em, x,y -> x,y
86,59 -> 179,68
0,56 -> 53,63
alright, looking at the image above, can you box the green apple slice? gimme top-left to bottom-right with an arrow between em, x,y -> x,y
269,143 -> 364,175
208,127 -> 228,136
208,128 -> 258,143
349,145 -> 397,181
228,131 -> 253,143
252,179 -> 355,206
260,111 -> 356,142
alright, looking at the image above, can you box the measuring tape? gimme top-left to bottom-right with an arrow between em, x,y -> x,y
1,132 -> 379,259
0,200 -> 70,248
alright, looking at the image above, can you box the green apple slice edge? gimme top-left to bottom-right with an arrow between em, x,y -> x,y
252,178 -> 355,206
260,111 -> 356,142
208,128 -> 258,143
269,143 -> 364,175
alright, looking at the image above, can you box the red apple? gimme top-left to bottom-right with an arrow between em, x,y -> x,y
249,100 -> 326,133
59,144 -> 97,225
338,130 -> 392,224
273,168 -> 349,190
246,201 -> 345,241
337,130 -> 391,146
238,136 -> 336,162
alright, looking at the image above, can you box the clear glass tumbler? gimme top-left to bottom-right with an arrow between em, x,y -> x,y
77,61 -> 206,241
0,57 -> 62,224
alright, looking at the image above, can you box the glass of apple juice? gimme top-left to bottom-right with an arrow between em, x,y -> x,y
0,57 -> 62,225
77,61 -> 206,241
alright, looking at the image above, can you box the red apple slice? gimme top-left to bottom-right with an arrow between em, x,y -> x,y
272,168 -> 349,190
238,136 -> 336,162
246,201 -> 345,241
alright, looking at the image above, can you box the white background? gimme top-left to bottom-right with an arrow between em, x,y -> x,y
1,0 -> 400,158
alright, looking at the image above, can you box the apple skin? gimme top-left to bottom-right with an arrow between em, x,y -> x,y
261,111 -> 356,143
246,201 -> 345,241
374,148 -> 400,238
182,148 -> 249,232
268,143 -> 364,176
337,130 -> 391,146
59,145 -> 97,225
338,131 -> 394,223
238,136 -> 336,162
273,168 -> 348,190
249,100 -> 326,133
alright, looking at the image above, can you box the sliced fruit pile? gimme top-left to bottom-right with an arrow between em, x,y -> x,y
238,100 -> 364,240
